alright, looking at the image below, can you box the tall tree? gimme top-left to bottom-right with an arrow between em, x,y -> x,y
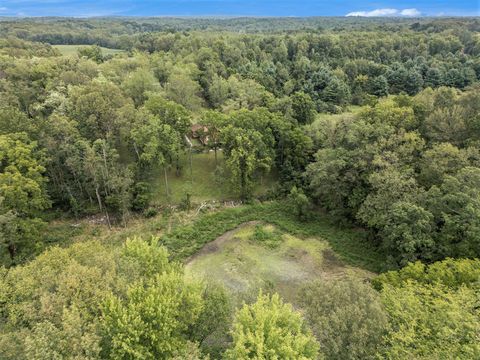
0,133 -> 50,260
202,110 -> 226,167
131,111 -> 180,198
299,278 -> 388,360
221,126 -> 272,199
290,91 -> 316,125
225,293 -> 319,360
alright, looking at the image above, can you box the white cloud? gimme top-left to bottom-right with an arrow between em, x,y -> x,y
346,8 -> 421,17
400,8 -> 421,16
0,7 -> 8,12
346,8 -> 397,17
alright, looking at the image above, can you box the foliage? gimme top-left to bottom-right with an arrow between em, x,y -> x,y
101,272 -> 203,359
221,120 -> 273,199
1,16 -> 479,360
252,224 -> 283,249
425,167 -> 480,258
373,258 -> 480,290
287,186 -> 312,221
381,282 -> 479,359
224,292 -> 319,359
299,278 -> 388,360
0,133 -> 50,260
375,259 -> 480,359
0,241 -> 119,359
290,91 -> 316,125
306,87 -> 480,265
189,283 -> 233,357
371,258 -> 480,359
77,45 -> 104,63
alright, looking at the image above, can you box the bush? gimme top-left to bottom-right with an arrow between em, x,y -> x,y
252,224 -> 282,249
132,181 -> 151,211
143,207 -> 158,218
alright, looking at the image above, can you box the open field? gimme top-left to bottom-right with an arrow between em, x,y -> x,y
53,44 -> 125,56
186,221 -> 373,304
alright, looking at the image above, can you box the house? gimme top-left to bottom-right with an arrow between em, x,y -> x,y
190,124 -> 209,146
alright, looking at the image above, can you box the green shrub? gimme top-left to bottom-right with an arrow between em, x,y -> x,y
252,224 -> 282,249
143,207 -> 158,218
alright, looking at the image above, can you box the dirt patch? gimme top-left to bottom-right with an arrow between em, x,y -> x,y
186,221 -> 260,262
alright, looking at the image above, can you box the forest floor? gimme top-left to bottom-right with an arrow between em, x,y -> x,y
186,221 -> 373,305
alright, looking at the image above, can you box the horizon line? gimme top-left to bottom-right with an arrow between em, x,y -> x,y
0,15 -> 479,19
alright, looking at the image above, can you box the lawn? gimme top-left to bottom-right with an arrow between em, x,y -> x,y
148,151 -> 277,205
53,44 -> 125,56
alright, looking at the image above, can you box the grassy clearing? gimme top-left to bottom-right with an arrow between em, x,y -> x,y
34,201 -> 384,274
53,45 -> 125,56
162,201 -> 385,273
186,222 -> 373,304
149,151 -> 277,205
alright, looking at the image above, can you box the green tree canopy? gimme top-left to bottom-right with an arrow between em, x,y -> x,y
225,292 -> 319,360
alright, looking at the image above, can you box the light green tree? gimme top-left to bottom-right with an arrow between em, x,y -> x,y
377,260 -> 480,359
0,240 -> 118,360
225,293 -> 319,360
0,133 -> 50,260
101,272 -> 203,359
122,68 -> 159,107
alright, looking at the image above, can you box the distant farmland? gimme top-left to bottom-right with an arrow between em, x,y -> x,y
53,44 -> 125,56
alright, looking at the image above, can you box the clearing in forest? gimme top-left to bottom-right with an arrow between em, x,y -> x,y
149,152 -> 277,204
186,221 -> 373,304
53,44 -> 125,56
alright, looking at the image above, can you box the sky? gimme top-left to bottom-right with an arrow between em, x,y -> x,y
0,0 -> 478,18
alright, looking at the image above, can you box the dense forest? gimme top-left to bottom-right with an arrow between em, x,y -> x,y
0,17 -> 479,359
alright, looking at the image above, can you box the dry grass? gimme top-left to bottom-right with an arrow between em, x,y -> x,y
186,222 -> 373,305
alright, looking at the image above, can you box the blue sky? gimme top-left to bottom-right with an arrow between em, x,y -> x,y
0,0 -> 478,17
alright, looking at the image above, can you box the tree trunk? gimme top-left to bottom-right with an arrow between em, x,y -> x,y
104,208 -> 112,229
95,186 -> 103,211
189,147 -> 193,181
8,243 -> 16,260
133,142 -> 141,161
240,157 -> 247,200
176,155 -> 181,176
102,141 -> 109,179
164,166 -> 169,198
